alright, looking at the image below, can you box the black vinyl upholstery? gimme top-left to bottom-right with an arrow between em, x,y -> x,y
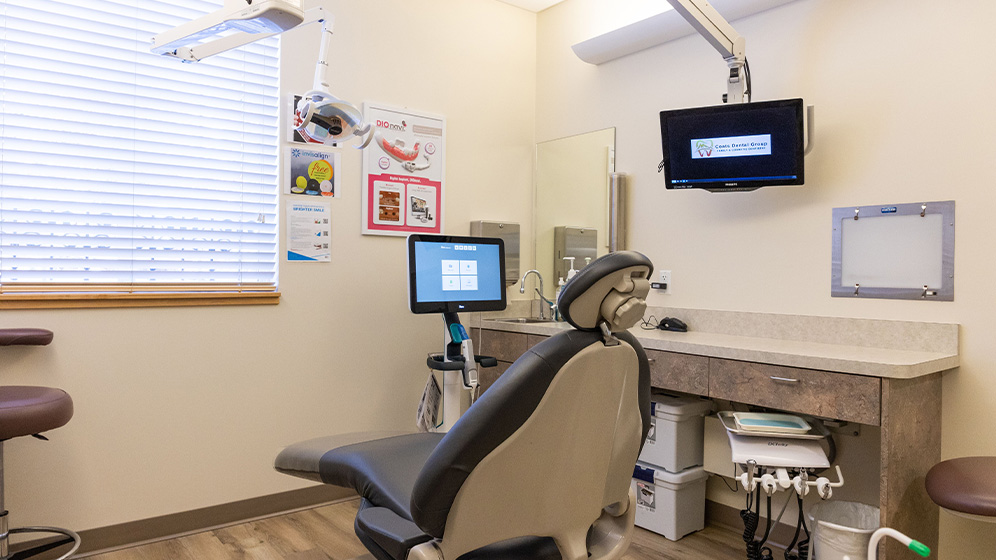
318,432 -> 444,521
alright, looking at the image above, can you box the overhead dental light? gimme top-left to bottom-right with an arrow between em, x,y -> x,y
151,0 -> 372,148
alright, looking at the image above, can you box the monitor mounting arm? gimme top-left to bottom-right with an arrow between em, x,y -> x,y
665,0 -> 747,103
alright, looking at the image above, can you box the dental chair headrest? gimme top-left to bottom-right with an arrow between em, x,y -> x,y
557,251 -> 653,333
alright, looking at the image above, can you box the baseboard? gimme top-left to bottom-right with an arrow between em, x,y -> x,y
71,485 -> 356,557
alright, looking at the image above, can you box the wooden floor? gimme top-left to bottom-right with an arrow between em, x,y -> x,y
85,498 -> 746,560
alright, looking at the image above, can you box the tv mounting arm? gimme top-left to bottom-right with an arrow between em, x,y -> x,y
665,0 -> 747,103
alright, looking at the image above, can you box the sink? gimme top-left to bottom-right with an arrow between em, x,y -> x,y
488,317 -> 558,324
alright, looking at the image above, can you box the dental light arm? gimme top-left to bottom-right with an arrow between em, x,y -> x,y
665,0 -> 747,103
151,2 -> 371,147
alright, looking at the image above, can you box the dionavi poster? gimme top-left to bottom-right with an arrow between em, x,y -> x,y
361,103 -> 445,236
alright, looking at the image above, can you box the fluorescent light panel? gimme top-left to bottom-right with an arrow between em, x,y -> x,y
572,0 -> 800,64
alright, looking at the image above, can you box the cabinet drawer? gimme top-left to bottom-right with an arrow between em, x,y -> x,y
646,349 -> 709,396
479,329 -> 528,363
709,359 -> 881,425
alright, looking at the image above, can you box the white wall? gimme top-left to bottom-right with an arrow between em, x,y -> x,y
1,0 -> 536,532
537,0 -> 995,557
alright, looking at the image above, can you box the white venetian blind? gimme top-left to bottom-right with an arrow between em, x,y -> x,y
0,0 -> 280,293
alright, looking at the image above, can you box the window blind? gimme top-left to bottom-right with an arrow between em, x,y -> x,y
0,0 -> 280,293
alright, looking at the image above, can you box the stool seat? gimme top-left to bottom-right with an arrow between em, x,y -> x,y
0,328 -> 54,347
926,456 -> 996,517
0,386 -> 73,441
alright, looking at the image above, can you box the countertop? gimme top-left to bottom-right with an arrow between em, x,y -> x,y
473,306 -> 959,379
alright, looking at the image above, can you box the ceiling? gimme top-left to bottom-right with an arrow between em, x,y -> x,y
496,0 -> 567,12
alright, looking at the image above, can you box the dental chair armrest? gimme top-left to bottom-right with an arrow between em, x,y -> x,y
356,504 -> 433,560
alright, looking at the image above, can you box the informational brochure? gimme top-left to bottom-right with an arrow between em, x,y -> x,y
286,202 -> 331,262
361,103 -> 445,236
287,146 -> 340,197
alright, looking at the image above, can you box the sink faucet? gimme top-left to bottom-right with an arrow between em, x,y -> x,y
519,269 -> 553,320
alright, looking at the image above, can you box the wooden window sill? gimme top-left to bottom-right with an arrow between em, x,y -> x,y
0,291 -> 280,310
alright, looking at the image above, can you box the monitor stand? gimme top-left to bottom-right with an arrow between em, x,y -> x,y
423,313 -> 497,432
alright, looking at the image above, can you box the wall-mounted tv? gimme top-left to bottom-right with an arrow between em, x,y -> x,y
659,98 -> 804,192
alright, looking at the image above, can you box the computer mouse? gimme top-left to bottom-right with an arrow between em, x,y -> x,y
658,317 -> 688,332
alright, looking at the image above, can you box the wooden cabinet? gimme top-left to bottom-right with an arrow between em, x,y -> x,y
475,326 -> 942,559
646,349 -> 709,396
709,358 -> 881,425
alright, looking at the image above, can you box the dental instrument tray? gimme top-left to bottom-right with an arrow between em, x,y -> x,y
718,411 -> 824,440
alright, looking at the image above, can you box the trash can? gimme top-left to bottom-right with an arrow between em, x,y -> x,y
807,501 -> 881,560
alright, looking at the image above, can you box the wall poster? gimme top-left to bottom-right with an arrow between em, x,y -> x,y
361,103 -> 445,236
286,201 -> 331,262
286,146 -> 340,197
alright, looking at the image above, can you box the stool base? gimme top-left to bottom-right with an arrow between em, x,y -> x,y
1,524 -> 81,560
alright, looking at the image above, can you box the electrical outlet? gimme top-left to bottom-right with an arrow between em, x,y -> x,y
659,270 -> 671,294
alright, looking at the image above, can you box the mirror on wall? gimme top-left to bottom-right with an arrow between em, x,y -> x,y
533,127 -> 615,299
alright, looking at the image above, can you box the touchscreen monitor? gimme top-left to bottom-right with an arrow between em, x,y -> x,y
407,234 -> 507,314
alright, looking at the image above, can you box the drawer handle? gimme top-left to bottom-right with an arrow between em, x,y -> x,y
770,376 -> 800,383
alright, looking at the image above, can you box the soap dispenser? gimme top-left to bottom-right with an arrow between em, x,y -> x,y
554,277 -> 565,321
563,257 -> 578,280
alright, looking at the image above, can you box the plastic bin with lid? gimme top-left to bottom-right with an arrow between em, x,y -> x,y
638,393 -> 714,472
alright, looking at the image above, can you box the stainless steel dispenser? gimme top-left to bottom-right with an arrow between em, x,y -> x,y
470,221 -> 520,287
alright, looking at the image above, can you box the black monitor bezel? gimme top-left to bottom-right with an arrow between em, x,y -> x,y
659,98 -> 805,192
407,234 -> 507,314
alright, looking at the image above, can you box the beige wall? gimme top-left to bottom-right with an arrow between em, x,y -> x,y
0,0 -> 536,532
537,0 -> 995,557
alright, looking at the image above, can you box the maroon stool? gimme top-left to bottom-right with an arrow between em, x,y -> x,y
0,329 -> 80,560
925,456 -> 996,522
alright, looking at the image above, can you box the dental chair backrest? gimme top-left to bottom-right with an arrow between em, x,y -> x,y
408,251 -> 654,560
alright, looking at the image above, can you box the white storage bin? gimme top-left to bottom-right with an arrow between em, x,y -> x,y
632,462 -> 708,541
638,394 -> 714,472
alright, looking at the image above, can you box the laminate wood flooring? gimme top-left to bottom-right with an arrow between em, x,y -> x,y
87,499 -> 746,560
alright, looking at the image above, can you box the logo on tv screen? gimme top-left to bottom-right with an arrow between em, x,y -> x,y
691,134 -> 772,159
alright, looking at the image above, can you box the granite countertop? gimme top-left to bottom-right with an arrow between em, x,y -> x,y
474,307 -> 959,380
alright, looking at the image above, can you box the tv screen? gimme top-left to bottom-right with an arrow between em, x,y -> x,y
407,234 -> 507,314
660,98 -> 804,192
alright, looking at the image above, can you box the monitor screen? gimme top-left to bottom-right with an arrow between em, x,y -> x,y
660,98 -> 804,192
407,234 -> 507,314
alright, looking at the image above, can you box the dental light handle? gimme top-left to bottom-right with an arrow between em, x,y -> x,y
313,18 -> 335,93
861,528 -> 930,560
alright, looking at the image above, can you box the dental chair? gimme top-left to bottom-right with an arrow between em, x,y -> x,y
275,251 -> 654,560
